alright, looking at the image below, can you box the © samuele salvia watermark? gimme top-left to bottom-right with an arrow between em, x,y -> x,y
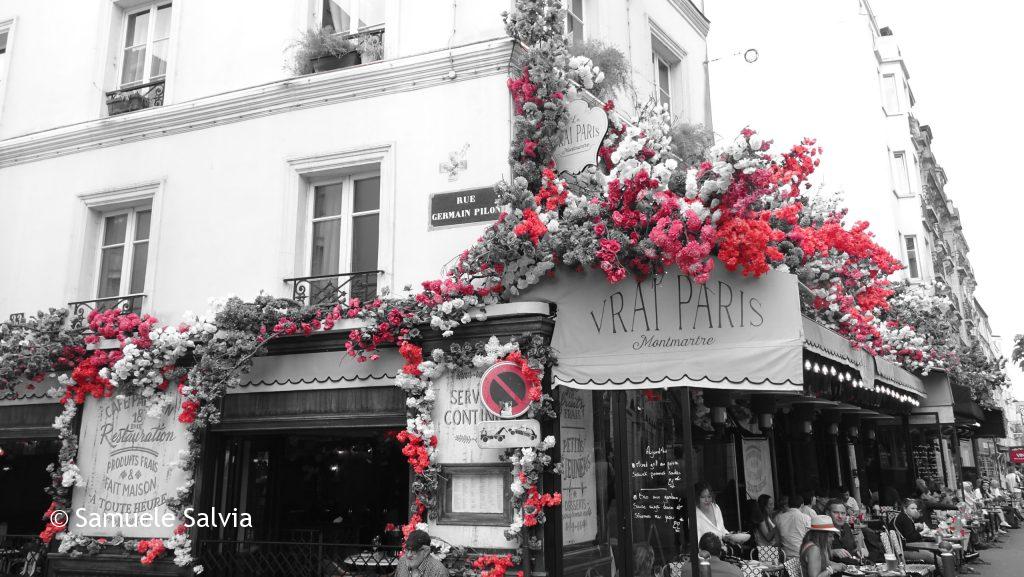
49,507 -> 253,530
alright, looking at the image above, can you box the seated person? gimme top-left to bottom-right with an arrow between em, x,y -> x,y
799,516 -> 847,577
892,499 -> 937,566
633,542 -> 656,577
694,482 -> 745,546
676,533 -> 744,577
776,493 -> 812,560
800,490 -> 818,519
825,498 -> 860,561
751,494 -> 778,546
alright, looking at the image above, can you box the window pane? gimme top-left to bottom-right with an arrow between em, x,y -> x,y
0,30 -> 8,54
98,246 -> 125,298
129,241 -> 149,294
125,11 -> 150,48
103,214 -> 128,245
358,0 -> 385,29
353,176 -> 380,212
154,5 -> 173,40
323,0 -> 353,33
311,219 -> 342,276
883,74 -> 898,112
658,60 -> 670,97
121,46 -> 147,85
314,184 -> 344,218
150,38 -> 169,78
351,213 -> 378,271
135,210 -> 152,240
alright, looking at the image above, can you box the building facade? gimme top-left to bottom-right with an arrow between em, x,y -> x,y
0,1 -> 712,576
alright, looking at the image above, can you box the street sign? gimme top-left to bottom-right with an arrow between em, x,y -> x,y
480,361 -> 532,418
475,419 -> 542,449
1009,447 -> 1024,464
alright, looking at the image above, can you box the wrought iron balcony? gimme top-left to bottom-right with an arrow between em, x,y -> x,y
284,271 -> 382,308
105,80 -> 165,116
67,294 -> 146,318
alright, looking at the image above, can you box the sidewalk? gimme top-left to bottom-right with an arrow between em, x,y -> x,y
966,524 -> 1024,576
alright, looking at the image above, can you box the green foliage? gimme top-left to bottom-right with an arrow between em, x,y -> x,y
567,39 -> 631,100
288,26 -> 357,75
950,343 -> 1010,409
667,122 -> 715,168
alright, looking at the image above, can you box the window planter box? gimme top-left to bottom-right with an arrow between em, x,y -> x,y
311,50 -> 361,73
106,94 -> 149,116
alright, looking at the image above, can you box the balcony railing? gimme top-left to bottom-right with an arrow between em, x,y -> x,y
0,535 -> 46,577
285,271 -> 381,308
68,294 -> 146,319
197,539 -> 400,577
105,79 -> 165,116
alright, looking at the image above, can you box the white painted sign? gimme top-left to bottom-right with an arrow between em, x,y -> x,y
559,388 -> 599,545
434,373 -> 503,463
70,394 -> 189,537
475,419 -> 542,449
553,99 -> 608,175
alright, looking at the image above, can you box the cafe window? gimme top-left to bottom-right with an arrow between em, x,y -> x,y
317,0 -> 384,34
308,174 -> 380,301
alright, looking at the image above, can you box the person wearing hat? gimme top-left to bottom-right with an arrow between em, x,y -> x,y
395,530 -> 447,577
799,515 -> 847,577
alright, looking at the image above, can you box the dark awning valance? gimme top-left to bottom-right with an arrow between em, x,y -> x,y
951,383 -> 984,424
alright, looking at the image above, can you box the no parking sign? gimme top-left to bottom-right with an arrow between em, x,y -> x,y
480,361 -> 532,418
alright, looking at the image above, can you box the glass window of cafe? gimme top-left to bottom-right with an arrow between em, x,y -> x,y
559,388 -> 743,577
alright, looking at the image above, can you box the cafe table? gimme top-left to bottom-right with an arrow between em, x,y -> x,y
841,563 -> 934,576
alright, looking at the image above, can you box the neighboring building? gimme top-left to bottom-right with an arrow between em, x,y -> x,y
0,1 -> 711,575
707,0 -> 998,357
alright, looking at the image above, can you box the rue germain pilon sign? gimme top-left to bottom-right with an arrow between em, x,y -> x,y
429,187 -> 500,229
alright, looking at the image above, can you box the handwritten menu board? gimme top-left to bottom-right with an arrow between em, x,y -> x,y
560,388 -> 599,545
912,440 -> 940,481
631,446 -> 684,530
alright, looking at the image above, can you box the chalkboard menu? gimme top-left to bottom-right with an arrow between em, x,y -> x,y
631,446 -> 685,530
911,439 -> 940,482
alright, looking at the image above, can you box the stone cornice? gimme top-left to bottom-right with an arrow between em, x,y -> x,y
0,38 -> 516,169
667,0 -> 711,37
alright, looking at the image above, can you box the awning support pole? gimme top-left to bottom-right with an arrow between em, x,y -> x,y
682,389 -> 700,577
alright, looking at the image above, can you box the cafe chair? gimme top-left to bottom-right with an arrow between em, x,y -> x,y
783,557 -> 803,577
887,530 -> 906,565
750,545 -> 785,565
879,531 -> 894,557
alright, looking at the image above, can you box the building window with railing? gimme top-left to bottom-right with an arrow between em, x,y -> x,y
106,3 -> 171,116
292,174 -> 380,306
317,0 -> 384,35
89,208 -> 151,314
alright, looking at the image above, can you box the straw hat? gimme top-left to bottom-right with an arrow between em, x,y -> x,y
809,514 -> 841,533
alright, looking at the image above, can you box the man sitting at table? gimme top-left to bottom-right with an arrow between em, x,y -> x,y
825,499 -> 860,561
395,530 -> 447,577
892,499 -> 937,566
776,494 -> 812,560
676,533 -> 744,577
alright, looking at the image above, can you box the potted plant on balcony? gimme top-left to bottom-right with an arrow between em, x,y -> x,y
289,26 -> 360,75
356,31 -> 384,63
105,90 -> 149,116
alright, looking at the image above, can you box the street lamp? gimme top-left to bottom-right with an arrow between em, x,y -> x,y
705,48 -> 759,65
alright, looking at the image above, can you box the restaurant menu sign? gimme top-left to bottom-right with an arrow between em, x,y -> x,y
429,187 -> 500,229
434,373 -> 504,463
559,388 -> 598,545
528,264 -> 803,389
70,394 -> 188,537
630,446 -> 684,532
552,99 -> 608,175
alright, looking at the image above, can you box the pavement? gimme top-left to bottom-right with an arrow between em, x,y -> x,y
962,523 -> 1024,576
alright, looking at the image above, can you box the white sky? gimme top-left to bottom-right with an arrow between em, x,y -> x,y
707,0 -> 1024,401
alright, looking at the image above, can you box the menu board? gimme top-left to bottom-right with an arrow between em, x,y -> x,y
452,473 -> 505,513
560,388 -> 599,545
630,446 -> 684,530
70,394 -> 188,537
912,439 -> 940,482
742,439 -> 774,499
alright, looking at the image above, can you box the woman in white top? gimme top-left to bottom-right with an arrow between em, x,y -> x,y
694,482 -> 744,547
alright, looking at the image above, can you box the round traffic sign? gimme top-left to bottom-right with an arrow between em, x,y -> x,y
480,361 -> 532,418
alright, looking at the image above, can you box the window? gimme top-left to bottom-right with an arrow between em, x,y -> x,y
904,235 -> 920,279
96,208 -> 151,301
318,0 -> 384,34
564,0 -> 584,44
653,52 -> 672,110
119,3 -> 172,88
308,174 -> 380,302
882,73 -> 899,113
891,151 -> 910,196
0,26 -> 8,55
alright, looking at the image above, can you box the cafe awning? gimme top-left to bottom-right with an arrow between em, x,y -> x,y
236,348 -> 403,392
910,370 -> 955,425
801,316 -> 875,384
977,408 -> 1007,438
525,263 -> 803,391
951,383 -> 984,425
874,355 -> 925,396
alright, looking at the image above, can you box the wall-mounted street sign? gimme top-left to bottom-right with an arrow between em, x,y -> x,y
552,98 -> 609,175
429,187 -> 500,229
1010,447 -> 1024,464
475,419 -> 542,449
480,361 -> 532,418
